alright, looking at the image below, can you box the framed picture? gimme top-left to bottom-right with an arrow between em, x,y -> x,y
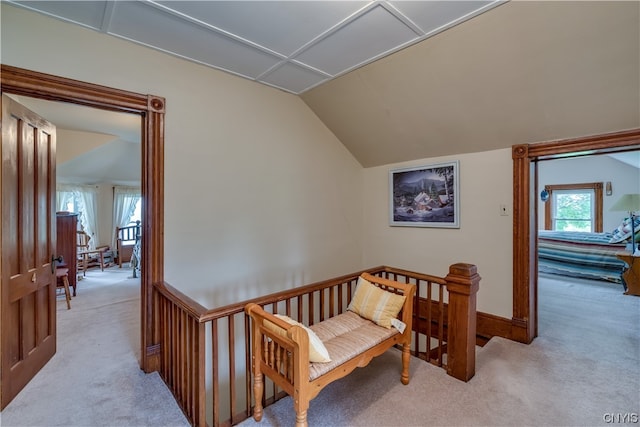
389,160 -> 460,228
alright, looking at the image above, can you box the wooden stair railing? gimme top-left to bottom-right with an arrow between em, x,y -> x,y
152,263 -> 479,427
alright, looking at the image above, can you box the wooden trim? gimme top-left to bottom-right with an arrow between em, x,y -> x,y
476,312 -> 514,342
543,182 -> 603,232
0,64 -> 165,372
513,128 -> 640,344
444,263 -> 480,382
528,129 -> 640,158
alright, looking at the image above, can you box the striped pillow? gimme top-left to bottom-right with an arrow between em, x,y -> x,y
347,275 -> 406,329
264,314 -> 331,363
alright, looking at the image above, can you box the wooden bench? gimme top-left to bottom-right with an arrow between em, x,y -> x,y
245,273 -> 416,427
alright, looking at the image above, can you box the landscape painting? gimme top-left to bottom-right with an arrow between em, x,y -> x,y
389,161 -> 459,228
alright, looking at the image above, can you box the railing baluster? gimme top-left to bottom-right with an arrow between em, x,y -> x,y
329,286 -> 335,318
427,281 -> 432,363
152,263 -> 478,426
212,319 -> 220,427
438,285 -> 444,366
413,279 -> 419,358
244,317 -> 251,419
229,315 -> 236,425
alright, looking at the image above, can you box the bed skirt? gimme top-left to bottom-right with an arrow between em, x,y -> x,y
538,230 -> 627,283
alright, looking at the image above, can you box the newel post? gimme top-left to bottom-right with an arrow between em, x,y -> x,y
445,263 -> 480,382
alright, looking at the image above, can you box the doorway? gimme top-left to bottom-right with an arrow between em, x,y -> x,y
0,64 -> 165,374
511,128 -> 640,343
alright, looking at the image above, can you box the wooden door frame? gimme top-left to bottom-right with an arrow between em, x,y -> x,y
1,64 -> 164,372
511,128 -> 640,343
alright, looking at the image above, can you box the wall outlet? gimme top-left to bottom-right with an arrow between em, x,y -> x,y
500,204 -> 509,216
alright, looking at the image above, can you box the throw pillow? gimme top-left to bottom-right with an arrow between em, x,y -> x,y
610,216 -> 640,244
263,314 -> 331,363
347,275 -> 406,329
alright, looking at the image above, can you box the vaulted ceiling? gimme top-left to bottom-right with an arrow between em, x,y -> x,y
5,1 -> 640,175
7,0 -> 502,94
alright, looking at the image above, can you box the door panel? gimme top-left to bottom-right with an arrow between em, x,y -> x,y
1,94 -> 56,410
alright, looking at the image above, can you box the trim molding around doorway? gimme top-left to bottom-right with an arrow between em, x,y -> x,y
511,128 -> 640,344
0,64 -> 164,372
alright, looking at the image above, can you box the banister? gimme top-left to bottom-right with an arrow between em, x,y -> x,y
444,263 -> 481,382
152,263 -> 480,426
189,266 -> 389,323
153,281 -> 209,319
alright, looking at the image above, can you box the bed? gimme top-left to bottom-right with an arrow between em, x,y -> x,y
538,230 -> 627,283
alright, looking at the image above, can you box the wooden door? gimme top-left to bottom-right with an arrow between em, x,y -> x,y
0,94 -> 57,409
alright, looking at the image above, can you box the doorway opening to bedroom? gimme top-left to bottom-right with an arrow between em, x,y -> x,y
535,151 -> 640,340
511,128 -> 640,343
13,94 -> 144,291
1,65 -> 165,405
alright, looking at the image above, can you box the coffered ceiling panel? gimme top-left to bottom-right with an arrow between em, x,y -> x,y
109,1 -> 284,78
390,1 -> 494,34
8,0 -> 503,94
156,1 -> 369,56
293,4 -> 419,76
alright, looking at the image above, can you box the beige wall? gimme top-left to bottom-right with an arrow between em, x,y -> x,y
362,149 -> 514,318
11,4 -> 605,321
2,4 -> 364,308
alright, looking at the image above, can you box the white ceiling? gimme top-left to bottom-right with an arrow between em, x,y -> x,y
8,0 -> 502,94
12,96 -> 141,144
11,95 -> 142,185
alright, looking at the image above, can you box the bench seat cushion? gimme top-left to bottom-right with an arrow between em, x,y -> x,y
308,311 -> 398,380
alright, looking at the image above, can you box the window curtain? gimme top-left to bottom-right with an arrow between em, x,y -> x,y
56,188 -> 74,212
77,187 -> 99,250
56,184 -> 99,250
113,186 -> 141,250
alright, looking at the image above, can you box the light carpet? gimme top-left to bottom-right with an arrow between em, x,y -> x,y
0,267 -> 190,427
238,274 -> 639,427
1,271 -> 637,427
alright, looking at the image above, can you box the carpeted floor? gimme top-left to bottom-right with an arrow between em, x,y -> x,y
1,270 -> 637,427
0,266 -> 190,427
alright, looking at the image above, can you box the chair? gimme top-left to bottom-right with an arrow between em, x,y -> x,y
77,231 -> 91,276
77,231 -> 108,276
116,221 -> 141,268
56,267 -> 71,309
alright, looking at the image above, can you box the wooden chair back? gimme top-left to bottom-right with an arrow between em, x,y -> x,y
115,221 -> 141,268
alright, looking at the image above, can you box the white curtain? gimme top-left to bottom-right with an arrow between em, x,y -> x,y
77,187 -> 99,250
56,184 -> 99,250
56,188 -> 74,212
113,186 -> 141,250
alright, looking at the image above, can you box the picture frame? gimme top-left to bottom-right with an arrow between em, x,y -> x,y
389,160 -> 460,228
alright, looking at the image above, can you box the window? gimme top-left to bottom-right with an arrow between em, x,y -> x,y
56,184 -> 99,249
128,199 -> 142,226
112,186 -> 141,248
543,183 -> 603,232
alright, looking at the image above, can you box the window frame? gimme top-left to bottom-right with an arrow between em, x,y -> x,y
543,182 -> 603,232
